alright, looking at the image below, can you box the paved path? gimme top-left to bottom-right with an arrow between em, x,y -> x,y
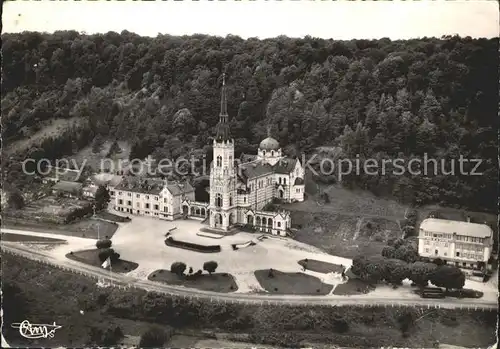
1,242 -> 496,310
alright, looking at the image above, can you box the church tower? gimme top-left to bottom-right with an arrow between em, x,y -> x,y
209,73 -> 236,230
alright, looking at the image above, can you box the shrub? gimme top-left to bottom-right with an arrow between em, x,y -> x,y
139,326 -> 170,348
429,266 -> 465,291
98,248 -> 115,262
203,261 -> 218,275
196,269 -> 202,276
96,239 -> 112,249
170,262 -> 187,276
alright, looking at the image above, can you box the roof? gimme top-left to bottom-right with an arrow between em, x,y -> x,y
52,181 -> 83,193
114,177 -> 165,195
273,158 -> 298,174
420,218 -> 493,238
238,160 -> 274,180
83,185 -> 98,194
259,137 -> 280,151
166,182 -> 194,196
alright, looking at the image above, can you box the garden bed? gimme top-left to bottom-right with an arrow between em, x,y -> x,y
254,269 -> 333,295
66,249 -> 139,273
96,211 -> 131,223
165,236 -> 221,253
1,232 -> 66,243
298,259 -> 344,274
148,270 -> 238,293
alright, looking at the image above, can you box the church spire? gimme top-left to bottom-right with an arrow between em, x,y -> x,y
219,72 -> 228,122
214,71 -> 232,142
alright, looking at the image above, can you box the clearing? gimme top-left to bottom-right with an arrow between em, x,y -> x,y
148,270 -> 238,293
68,140 -> 131,172
5,117 -> 85,155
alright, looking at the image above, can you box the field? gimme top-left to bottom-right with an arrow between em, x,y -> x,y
285,178 -> 497,258
2,254 -> 496,348
254,269 -> 333,295
4,117 -> 85,155
148,270 -> 238,293
66,249 -> 139,273
3,217 -> 119,239
4,195 -> 92,224
68,140 -> 131,172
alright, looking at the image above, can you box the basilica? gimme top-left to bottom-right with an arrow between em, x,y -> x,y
207,74 -> 305,234
109,74 -> 304,236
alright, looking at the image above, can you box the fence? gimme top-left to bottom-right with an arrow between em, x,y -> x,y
0,245 -> 496,311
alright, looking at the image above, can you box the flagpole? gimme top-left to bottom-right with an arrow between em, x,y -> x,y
109,258 -> 113,287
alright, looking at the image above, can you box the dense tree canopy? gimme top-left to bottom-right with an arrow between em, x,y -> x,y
1,31 -> 497,211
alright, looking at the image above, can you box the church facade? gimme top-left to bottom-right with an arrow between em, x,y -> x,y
207,74 -> 305,235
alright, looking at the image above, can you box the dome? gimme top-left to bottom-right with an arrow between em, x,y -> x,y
259,137 -> 280,151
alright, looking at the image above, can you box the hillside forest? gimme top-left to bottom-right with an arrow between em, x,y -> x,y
1,31 -> 498,212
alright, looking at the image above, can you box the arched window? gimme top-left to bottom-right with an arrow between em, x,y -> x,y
216,156 -> 222,167
215,194 -> 222,207
283,178 -> 287,185
229,196 -> 233,206
263,150 -> 266,156
271,151 -> 274,156
279,178 -> 282,184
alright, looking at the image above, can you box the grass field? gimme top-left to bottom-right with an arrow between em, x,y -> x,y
148,270 -> 238,293
254,269 -> 333,295
3,218 -> 119,239
4,117 -> 85,155
66,249 -> 139,273
1,232 -> 66,243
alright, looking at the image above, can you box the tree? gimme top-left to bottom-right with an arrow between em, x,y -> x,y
429,266 -> 465,291
409,262 -> 437,288
91,134 -> 104,154
170,261 -> 186,276
7,190 -> 24,209
96,239 -> 112,249
107,140 -> 122,157
94,185 -> 111,211
98,248 -> 120,263
384,259 -> 409,285
139,326 -> 170,348
203,261 -> 218,275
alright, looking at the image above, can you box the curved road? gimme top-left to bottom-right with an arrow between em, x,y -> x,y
1,242 -> 496,310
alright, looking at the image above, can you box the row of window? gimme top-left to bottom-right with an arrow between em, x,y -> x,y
116,191 -> 162,201
455,243 -> 484,252
117,199 -> 163,211
216,155 -> 233,167
422,231 -> 484,243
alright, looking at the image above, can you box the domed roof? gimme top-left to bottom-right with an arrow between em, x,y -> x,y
259,137 -> 280,151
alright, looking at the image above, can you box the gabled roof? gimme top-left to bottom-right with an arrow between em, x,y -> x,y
239,160 -> 274,180
420,218 -> 493,238
273,158 -> 298,174
114,177 -> 165,195
167,182 -> 194,196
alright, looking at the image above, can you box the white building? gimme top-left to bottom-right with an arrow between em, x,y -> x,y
112,177 -> 195,220
418,218 -> 494,270
207,73 -> 304,235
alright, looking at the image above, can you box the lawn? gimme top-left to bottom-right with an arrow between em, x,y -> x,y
332,278 -> 375,295
3,218 -> 119,239
298,259 -> 344,274
66,249 -> 139,273
1,232 -> 66,243
254,269 -> 333,295
96,211 -> 131,223
148,270 -> 238,293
